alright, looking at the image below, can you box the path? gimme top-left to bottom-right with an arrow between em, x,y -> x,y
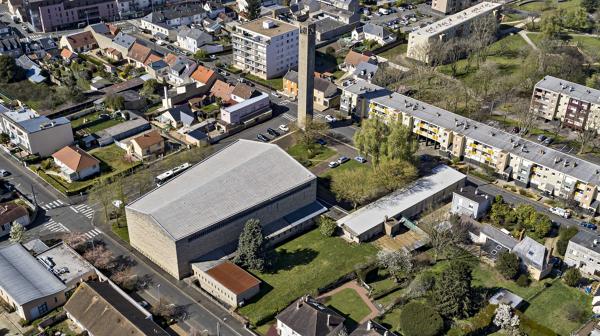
318,281 -> 379,324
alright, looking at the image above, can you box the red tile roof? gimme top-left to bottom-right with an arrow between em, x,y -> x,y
127,42 -> 152,63
60,48 -> 76,60
210,80 -> 234,101
131,130 -> 163,150
344,50 -> 371,67
52,146 -> 100,173
205,262 -> 260,295
190,66 -> 216,85
66,31 -> 97,50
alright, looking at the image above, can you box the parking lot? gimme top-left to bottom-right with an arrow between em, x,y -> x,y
364,2 -> 441,33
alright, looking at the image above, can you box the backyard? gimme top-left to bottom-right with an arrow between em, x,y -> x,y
322,288 -> 371,328
287,143 -> 336,168
243,73 -> 283,91
238,228 -> 378,326
376,44 -> 408,64
71,111 -> 124,134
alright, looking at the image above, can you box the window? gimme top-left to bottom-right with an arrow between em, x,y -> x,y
37,303 -> 48,315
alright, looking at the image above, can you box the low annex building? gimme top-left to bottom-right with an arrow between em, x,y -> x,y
337,165 -> 466,242
192,260 -> 260,307
126,140 -> 326,279
0,202 -> 30,238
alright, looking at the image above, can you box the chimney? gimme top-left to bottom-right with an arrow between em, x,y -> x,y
460,187 -> 463,192
367,321 -> 372,330
327,314 -> 331,326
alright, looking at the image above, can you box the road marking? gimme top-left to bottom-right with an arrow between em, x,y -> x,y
84,228 -> 102,239
42,219 -> 70,233
281,113 -> 296,121
70,206 -> 78,213
73,204 -> 94,218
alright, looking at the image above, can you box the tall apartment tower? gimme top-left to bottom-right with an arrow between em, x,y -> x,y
297,21 -> 316,130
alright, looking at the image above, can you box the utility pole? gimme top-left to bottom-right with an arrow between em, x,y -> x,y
30,184 -> 37,206
216,321 -> 220,336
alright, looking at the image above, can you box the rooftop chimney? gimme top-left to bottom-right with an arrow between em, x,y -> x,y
327,314 -> 331,326
367,321 -> 373,330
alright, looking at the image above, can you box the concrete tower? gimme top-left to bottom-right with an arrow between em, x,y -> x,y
297,21 -> 316,130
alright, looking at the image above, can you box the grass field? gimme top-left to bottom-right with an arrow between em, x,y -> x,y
287,144 -> 336,168
325,288 -> 371,328
516,0 -> 581,13
72,111 -> 123,133
377,44 -> 408,63
244,74 -> 283,90
528,32 -> 600,58
238,229 -> 378,326
90,144 -> 138,173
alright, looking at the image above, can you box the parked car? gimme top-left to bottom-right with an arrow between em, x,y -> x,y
218,70 -> 228,76
511,126 -> 520,134
257,134 -> 269,142
337,156 -> 350,164
355,156 -> 367,163
325,115 -> 337,123
279,124 -> 289,132
581,222 -> 597,230
0,170 -> 9,177
138,300 -> 149,308
271,92 -> 281,98
537,135 -> 547,142
549,207 -> 570,218
315,138 -> 327,146
267,128 -> 280,137
543,137 -> 553,145
328,161 -> 340,168
209,55 -> 217,60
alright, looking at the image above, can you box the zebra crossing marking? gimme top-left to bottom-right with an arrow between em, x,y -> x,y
42,219 -> 70,233
73,204 -> 95,218
83,228 -> 102,239
40,200 -> 64,210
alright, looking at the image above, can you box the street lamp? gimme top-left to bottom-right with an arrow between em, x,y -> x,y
157,283 -> 161,300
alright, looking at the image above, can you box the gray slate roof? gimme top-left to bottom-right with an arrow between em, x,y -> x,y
112,32 -> 136,50
177,26 -> 213,44
0,244 -> 66,305
143,4 -> 205,23
19,116 -> 70,133
535,75 -> 600,104
127,139 -> 316,240
371,90 -> 600,186
569,230 -> 600,254
481,224 -> 518,249
362,23 -> 391,39
513,236 -> 547,271
276,296 -> 345,336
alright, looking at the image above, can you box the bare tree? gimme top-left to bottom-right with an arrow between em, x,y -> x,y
89,179 -> 114,222
427,215 -> 471,262
510,98 -> 537,132
576,129 -> 597,154
63,232 -> 88,253
131,170 -> 153,197
83,245 -> 114,270
468,14 -> 499,67
111,267 -> 136,290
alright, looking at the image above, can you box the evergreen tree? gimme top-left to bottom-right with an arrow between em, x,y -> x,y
245,0 -> 262,20
432,260 -> 474,318
9,223 -> 25,243
496,251 -> 520,280
0,55 -> 24,84
234,219 -> 266,271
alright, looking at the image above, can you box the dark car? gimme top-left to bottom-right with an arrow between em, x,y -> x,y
537,135 -> 547,142
543,137 -> 553,145
257,134 -> 269,142
267,128 -> 280,137
581,222 -> 597,230
315,138 -> 327,146
511,126 -> 520,134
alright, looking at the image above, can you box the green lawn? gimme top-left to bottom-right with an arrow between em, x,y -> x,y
112,221 -> 129,243
320,159 -> 368,178
80,118 -> 123,134
90,144 -> 138,172
238,229 -> 378,326
244,74 -> 283,91
516,0 -> 581,13
523,281 -> 591,335
71,111 -> 123,132
528,33 -> 600,58
377,44 -> 408,63
287,144 -> 336,168
379,307 -> 403,332
324,288 -> 371,327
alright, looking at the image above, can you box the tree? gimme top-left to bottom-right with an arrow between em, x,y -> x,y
64,232 -> 88,253
563,268 -> 581,287
83,246 -> 114,270
0,55 -> 24,83
384,121 -> 418,163
151,298 -> 177,319
377,249 -> 413,283
493,304 -> 521,336
432,260 -> 474,318
399,301 -> 443,336
318,216 -> 337,237
496,251 -> 520,280
245,0 -> 261,20
9,223 -> 25,243
105,94 -> 124,111
354,118 -> 388,165
131,170 -> 154,197
516,274 -> 530,287
111,267 -> 135,290
234,219 -> 266,271
141,79 -> 158,97
582,0 -> 599,12
557,226 -> 579,255
193,49 -> 208,61
576,129 -> 597,154
467,14 -> 498,66
405,272 -> 435,299
0,133 -> 9,145
296,120 -> 330,147
540,11 -> 563,38
428,214 -> 470,262
89,180 -> 115,222
330,168 -> 372,209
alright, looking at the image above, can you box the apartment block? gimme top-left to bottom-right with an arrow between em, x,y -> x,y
26,0 -> 120,33
407,2 -> 501,63
140,4 -> 205,39
432,0 -> 480,14
530,76 -> 600,131
232,17 -> 299,79
364,86 -> 600,213
564,230 -> 600,276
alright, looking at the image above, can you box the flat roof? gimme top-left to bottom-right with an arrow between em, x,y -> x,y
337,165 -> 465,236
127,139 -> 316,240
237,17 -> 298,38
570,230 -> 600,254
37,243 -> 95,285
535,75 -> 600,104
410,2 -> 501,38
203,260 -> 260,295
0,244 -> 66,305
371,90 -> 600,186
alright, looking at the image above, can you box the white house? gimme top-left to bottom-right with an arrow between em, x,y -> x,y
352,23 -> 396,46
450,186 -> 492,220
52,146 -> 101,182
176,26 -> 214,53
0,203 -> 30,238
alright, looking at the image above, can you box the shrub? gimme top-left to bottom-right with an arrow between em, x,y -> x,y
516,274 -> 530,287
563,268 -> 582,287
40,158 -> 54,170
496,251 -> 520,280
557,226 -> 579,256
399,301 -> 444,336
318,216 -> 337,237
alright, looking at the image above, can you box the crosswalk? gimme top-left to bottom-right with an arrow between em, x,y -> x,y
282,113 -> 297,121
70,204 -> 95,219
40,200 -> 64,211
42,219 -> 70,233
83,228 -> 102,240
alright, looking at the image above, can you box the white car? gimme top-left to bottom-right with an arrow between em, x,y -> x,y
271,92 -> 281,98
279,124 -> 289,132
209,55 -> 217,60
112,200 -> 123,208
328,161 -> 340,168
325,115 -> 337,123
549,207 -> 570,218
0,170 -> 8,177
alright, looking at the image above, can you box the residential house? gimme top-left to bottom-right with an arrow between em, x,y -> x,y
352,23 -> 396,46
190,65 -> 217,87
177,26 -> 214,53
102,47 -> 123,61
85,23 -> 120,50
157,104 -> 196,128
0,104 -> 74,157
127,42 -> 154,67
231,17 -> 299,79
60,48 -> 77,61
0,203 -> 30,238
231,83 -> 256,102
65,281 -> 169,336
339,50 -> 375,73
52,146 -> 101,182
407,2 -> 501,63
0,36 -> 22,58
111,32 -> 137,56
220,91 -> 270,124
165,55 -> 197,85
450,185 -> 492,220
126,140 -> 325,278
0,244 -> 67,321
530,76 -> 600,132
192,260 -> 260,307
352,61 -> 379,82
478,225 -> 552,280
565,230 -> 600,276
276,295 -> 346,336
210,79 -> 235,103
350,320 -> 397,336
59,31 -> 98,53
140,4 -> 206,40
127,130 -> 164,160
96,116 -> 151,146
283,70 -> 340,111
